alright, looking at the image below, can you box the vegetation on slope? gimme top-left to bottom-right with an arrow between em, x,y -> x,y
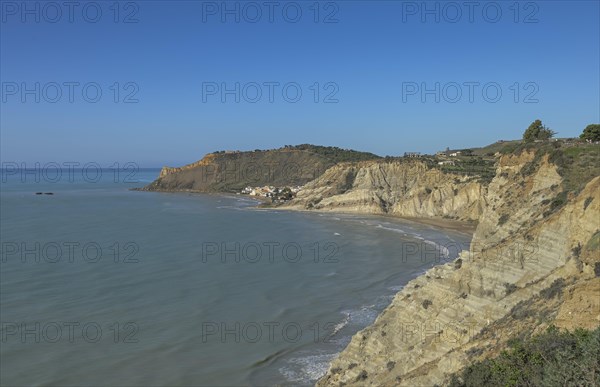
449,325 -> 600,387
485,121 -> 600,218
515,141 -> 600,192
281,144 -> 381,163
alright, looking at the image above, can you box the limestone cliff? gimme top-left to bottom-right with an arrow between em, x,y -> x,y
284,160 -> 486,221
317,151 -> 600,386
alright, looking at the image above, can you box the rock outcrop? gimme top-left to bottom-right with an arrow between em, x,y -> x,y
141,149 -> 334,193
284,160 -> 486,221
316,151 -> 600,386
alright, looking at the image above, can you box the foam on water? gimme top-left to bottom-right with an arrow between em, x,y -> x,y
279,352 -> 337,384
331,312 -> 351,336
341,305 -> 380,327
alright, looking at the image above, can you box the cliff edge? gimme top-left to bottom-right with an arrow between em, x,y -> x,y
316,146 -> 600,386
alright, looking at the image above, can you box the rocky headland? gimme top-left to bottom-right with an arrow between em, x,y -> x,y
138,145 -> 380,193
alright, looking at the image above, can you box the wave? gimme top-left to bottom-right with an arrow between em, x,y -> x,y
375,223 -> 406,234
331,312 -> 351,336
341,305 -> 380,328
278,352 -> 337,384
424,239 -> 451,259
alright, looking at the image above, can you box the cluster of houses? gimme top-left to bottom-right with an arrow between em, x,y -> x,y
404,148 -> 465,160
436,148 -> 463,157
435,148 -> 466,165
241,185 -> 302,201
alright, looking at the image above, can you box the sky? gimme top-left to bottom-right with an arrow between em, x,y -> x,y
1,0 -> 599,167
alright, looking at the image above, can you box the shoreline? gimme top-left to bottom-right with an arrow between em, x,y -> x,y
134,187 -> 477,236
261,203 -> 477,237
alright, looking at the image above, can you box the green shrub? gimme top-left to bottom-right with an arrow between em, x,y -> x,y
544,192 -> 568,217
523,120 -> 556,142
520,161 -> 538,177
504,282 -> 518,295
550,194 -> 566,210
586,231 -> 600,251
449,325 -> 600,387
540,278 -> 565,299
572,243 -> 582,258
580,124 -> 600,142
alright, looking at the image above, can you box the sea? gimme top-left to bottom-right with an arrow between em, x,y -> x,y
0,168 -> 471,386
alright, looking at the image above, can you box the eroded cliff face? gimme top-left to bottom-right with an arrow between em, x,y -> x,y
317,153 -> 600,386
285,160 -> 486,221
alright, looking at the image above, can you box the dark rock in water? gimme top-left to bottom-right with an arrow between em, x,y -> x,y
44,193 -> 54,195
35,192 -> 43,195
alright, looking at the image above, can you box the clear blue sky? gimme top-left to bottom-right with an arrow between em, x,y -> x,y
1,0 -> 599,166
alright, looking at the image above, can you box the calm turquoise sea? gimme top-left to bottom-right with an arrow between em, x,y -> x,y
0,168 -> 470,386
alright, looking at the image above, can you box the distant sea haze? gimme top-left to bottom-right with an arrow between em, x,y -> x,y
0,170 -> 470,386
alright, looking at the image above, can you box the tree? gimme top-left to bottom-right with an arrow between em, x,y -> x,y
523,120 -> 556,142
580,124 -> 600,142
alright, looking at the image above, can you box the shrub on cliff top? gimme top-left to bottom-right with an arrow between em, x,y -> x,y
523,120 -> 556,142
580,124 -> 600,142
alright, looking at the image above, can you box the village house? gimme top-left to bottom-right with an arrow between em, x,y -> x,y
436,147 -> 451,157
242,185 -> 303,200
